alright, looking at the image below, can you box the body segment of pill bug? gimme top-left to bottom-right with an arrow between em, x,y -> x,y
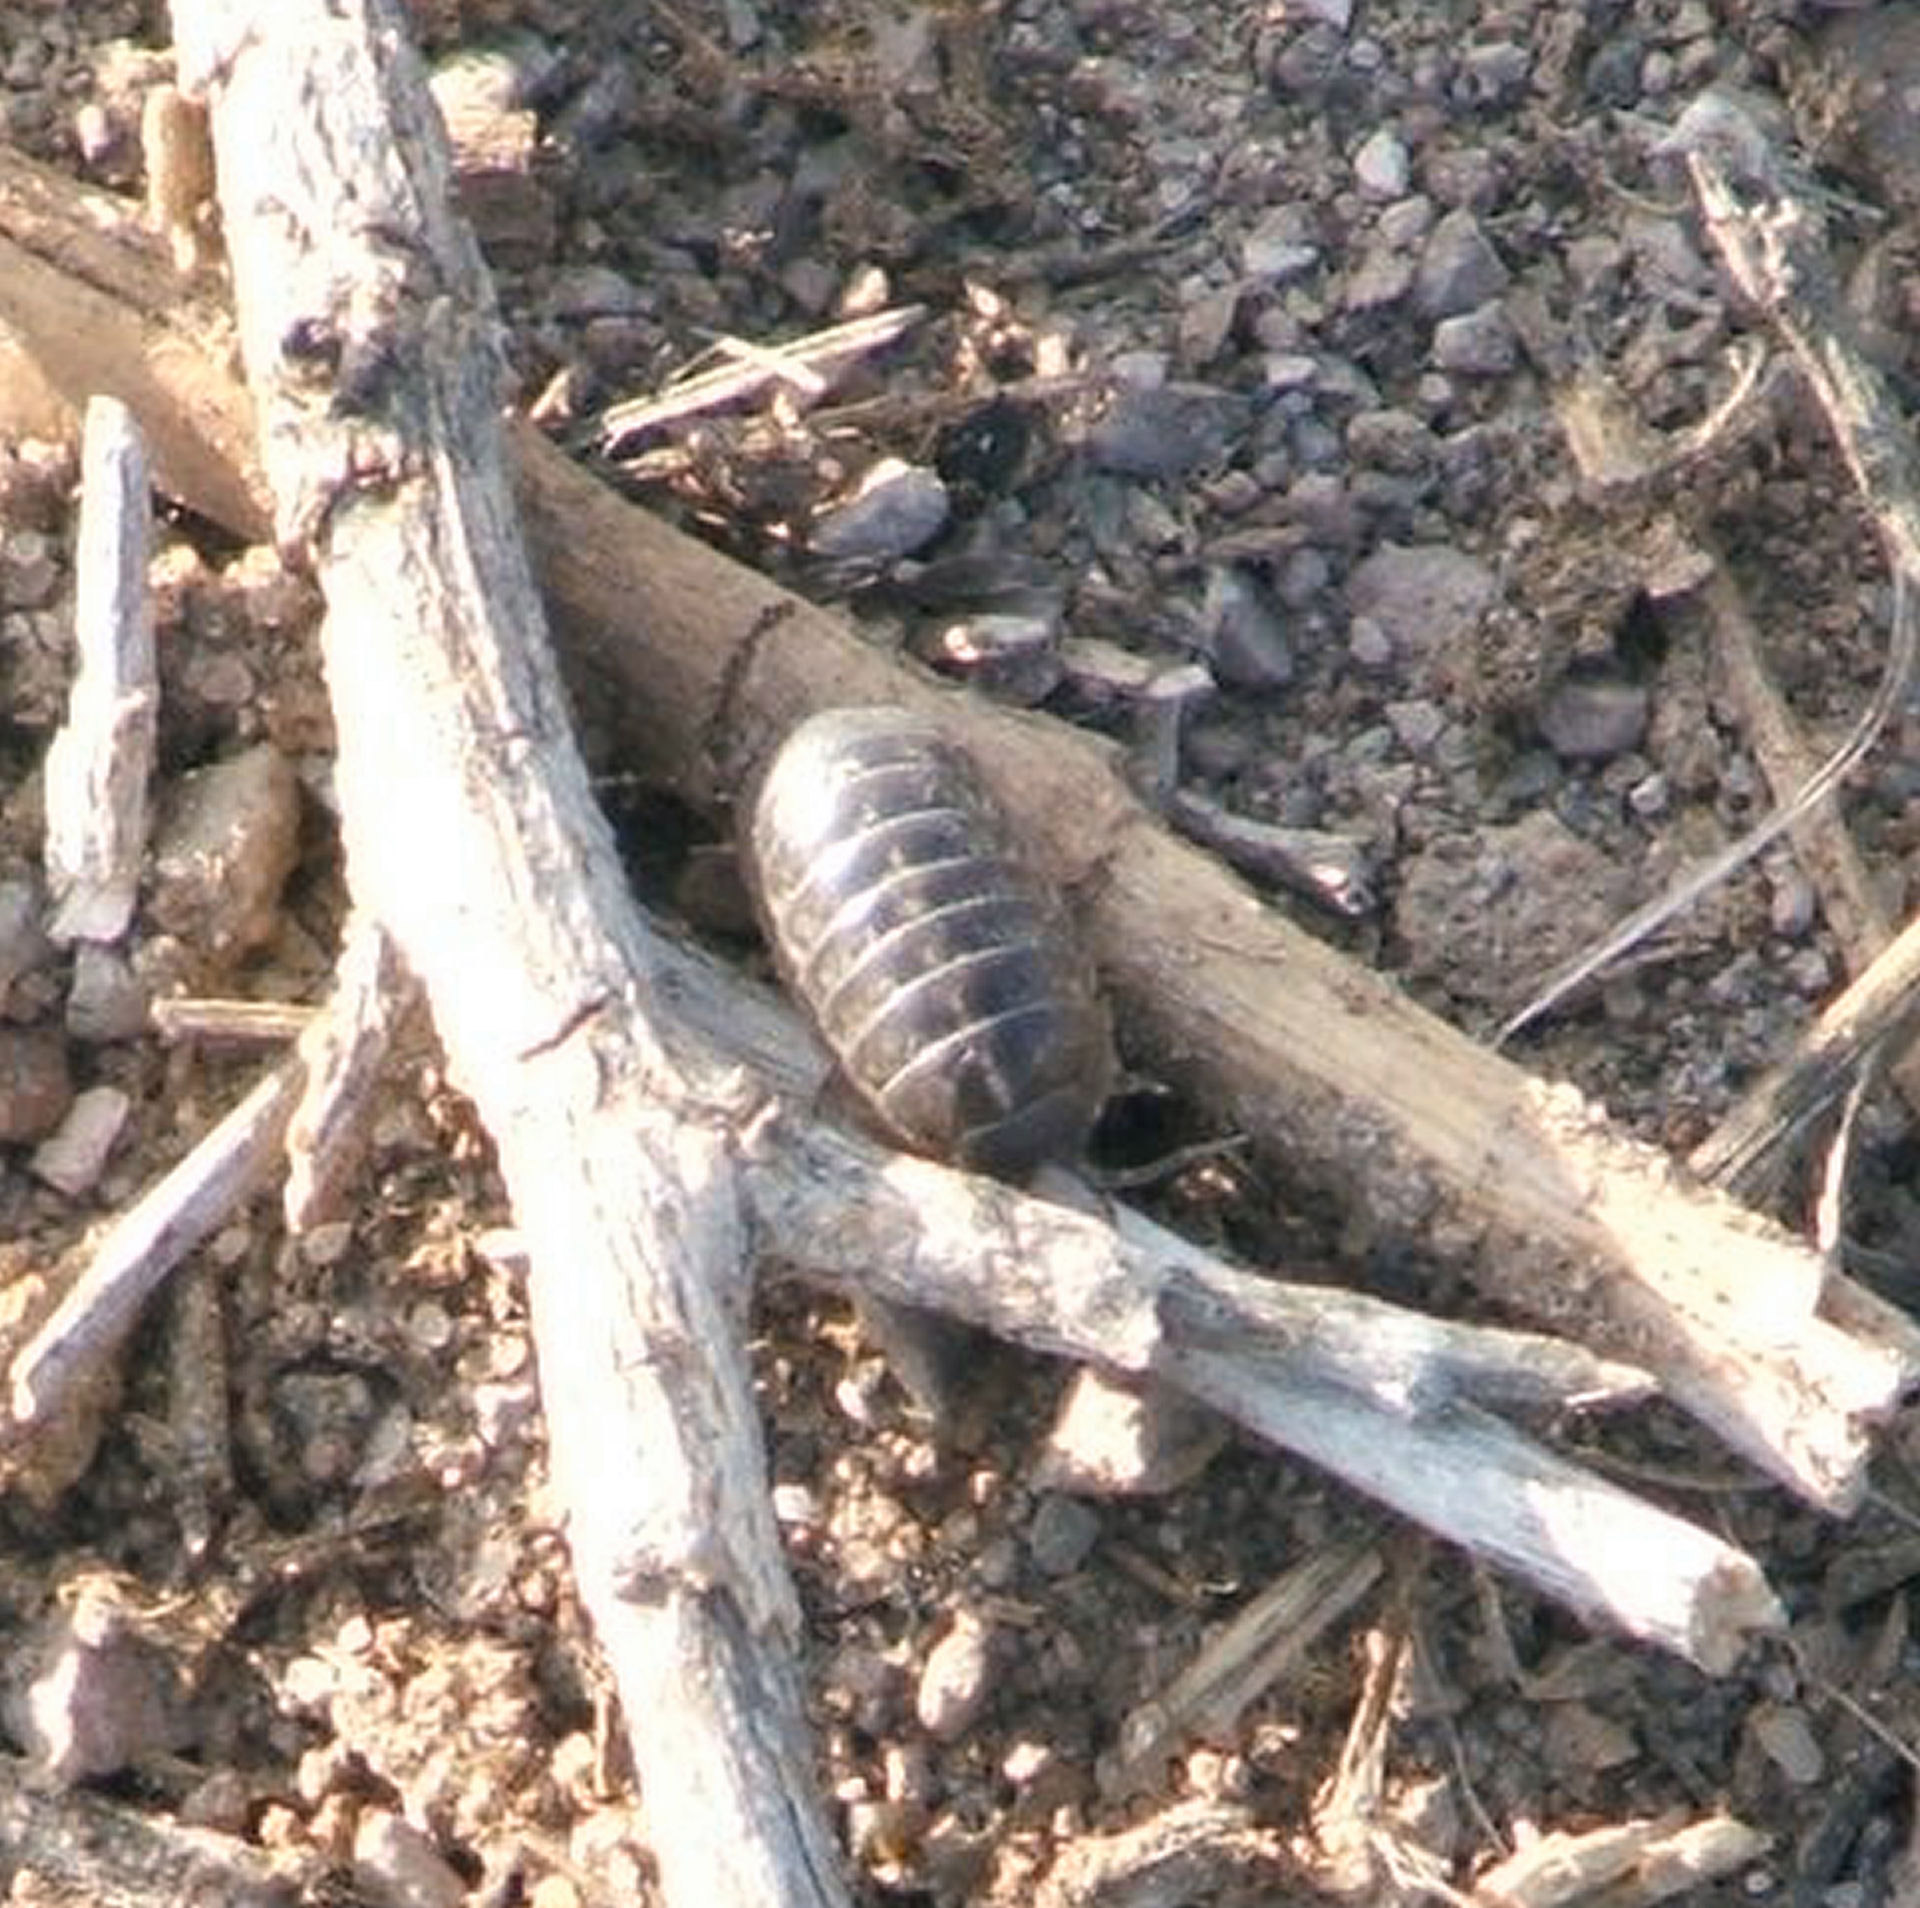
744,706 -> 1114,1178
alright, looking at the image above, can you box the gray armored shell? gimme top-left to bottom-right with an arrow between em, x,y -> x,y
745,706 -> 1114,1178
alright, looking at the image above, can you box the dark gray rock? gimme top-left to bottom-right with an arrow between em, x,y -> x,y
1414,208 -> 1509,318
1027,1493 -> 1102,1577
810,459 -> 951,563
0,878 -> 51,1008
1347,407 -> 1436,473
1201,566 -> 1294,690
1345,540 -> 1495,662
1458,40 -> 1531,108
1239,203 -> 1321,282
1085,382 -> 1248,478
1431,302 -> 1518,374
1342,244 -> 1417,312
545,264 -> 648,320
1539,677 -> 1651,760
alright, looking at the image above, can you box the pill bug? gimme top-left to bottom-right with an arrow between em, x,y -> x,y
744,706 -> 1114,1179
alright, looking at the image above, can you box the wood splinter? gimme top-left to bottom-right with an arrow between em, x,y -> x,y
43,394 -> 157,947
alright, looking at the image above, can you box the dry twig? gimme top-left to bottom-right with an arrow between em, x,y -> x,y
283,917 -> 407,1230
1103,1541 -> 1384,1799
43,395 -> 156,945
171,4 -> 849,1903
1692,913 -> 1920,1197
1471,1810 -> 1766,1907
9,1059 -> 301,1430
598,304 -> 926,451
749,1101 -> 1780,1669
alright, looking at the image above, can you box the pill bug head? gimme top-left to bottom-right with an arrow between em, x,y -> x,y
743,705 -> 1114,1177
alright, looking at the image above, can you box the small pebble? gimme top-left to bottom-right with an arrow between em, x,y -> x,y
1538,677 -> 1649,760
4,1578 -> 186,1784
1259,351 -> 1319,392
63,936 -> 147,1044
1111,348 -> 1169,389
353,1811 -> 468,1908
1414,208 -> 1509,319
1785,947 -> 1832,997
30,1085 -> 130,1196
1201,567 -> 1293,690
1627,770 -> 1671,819
348,1404 -> 413,1493
1085,383 -> 1247,479
1814,9 -> 1920,216
1279,546 -> 1331,608
810,459 -> 950,564
73,100 -> 117,167
1769,865 -> 1817,939
1057,636 -> 1160,705
1177,283 -> 1241,365
1431,303 -> 1517,375
1027,1493 -> 1102,1577
1395,814 -> 1629,1002
1348,406 -> 1435,473
0,1027 -> 74,1143
844,1796 -> 920,1870
1748,1703 -> 1825,1786
1345,541 -> 1496,665
149,743 -> 302,966
916,1610 -> 994,1740
406,1298 -> 455,1353
1342,243 -> 1416,312
1281,471 -> 1358,542
932,395 -> 1033,499
771,1481 -> 820,1529
1036,1369 -> 1225,1493
1353,127 -> 1410,199
672,843 -> 756,937
1386,699 -> 1445,753
300,1220 -> 354,1267
826,1643 -> 904,1737
1541,1701 -> 1639,1775
1458,40 -> 1531,107
1348,615 -> 1394,668
0,878 -> 53,1007
176,1768 -> 253,1833
276,1369 -> 377,1485
473,1378 -> 539,1450
1124,486 -> 1187,550
0,528 -> 61,609
884,1737 -> 937,1807
547,264 -> 648,321
1378,197 -> 1435,249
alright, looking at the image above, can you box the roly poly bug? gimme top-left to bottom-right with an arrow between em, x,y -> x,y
744,706 -> 1115,1179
